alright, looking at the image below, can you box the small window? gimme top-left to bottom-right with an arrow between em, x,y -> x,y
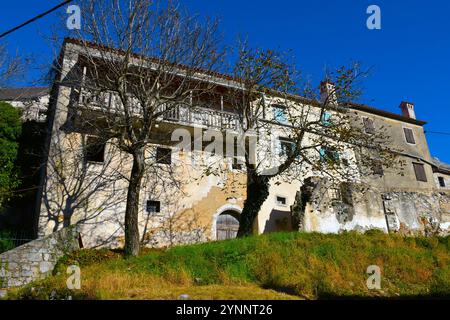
321,112 -> 332,126
279,137 -> 295,157
272,105 -> 287,123
319,146 -> 340,163
438,176 -> 446,187
371,160 -> 384,176
146,200 -> 161,214
85,136 -> 106,163
363,118 -> 375,134
413,163 -> 427,182
232,157 -> 243,170
403,128 -> 415,144
339,182 -> 353,206
156,147 -> 172,164
276,196 -> 287,206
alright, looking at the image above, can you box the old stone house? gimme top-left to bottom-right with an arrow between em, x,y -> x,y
0,87 -> 49,122
33,38 -> 450,248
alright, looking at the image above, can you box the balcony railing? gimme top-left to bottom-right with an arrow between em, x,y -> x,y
78,89 -> 240,131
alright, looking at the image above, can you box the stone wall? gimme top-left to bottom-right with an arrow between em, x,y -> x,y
297,177 -> 450,236
0,226 -> 81,289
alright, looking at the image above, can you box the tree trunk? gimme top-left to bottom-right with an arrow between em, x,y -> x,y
237,173 -> 270,237
124,148 -> 145,257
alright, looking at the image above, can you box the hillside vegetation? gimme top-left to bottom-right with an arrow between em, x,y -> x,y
8,231 -> 450,299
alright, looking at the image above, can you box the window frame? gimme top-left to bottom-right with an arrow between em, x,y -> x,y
321,112 -> 332,127
319,146 -> 340,163
412,162 -> 427,182
362,117 -> 375,135
371,159 -> 384,176
438,176 -> 446,187
403,127 -> 416,145
156,147 -> 172,165
84,136 -> 106,164
272,104 -> 288,124
278,137 -> 295,157
275,195 -> 287,206
146,200 -> 161,214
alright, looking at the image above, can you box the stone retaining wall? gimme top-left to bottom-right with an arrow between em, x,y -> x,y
0,226 -> 81,289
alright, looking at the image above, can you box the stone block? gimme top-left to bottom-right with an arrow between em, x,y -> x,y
39,261 -> 53,274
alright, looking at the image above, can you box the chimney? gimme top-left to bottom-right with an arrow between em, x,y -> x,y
320,80 -> 337,105
400,101 -> 416,119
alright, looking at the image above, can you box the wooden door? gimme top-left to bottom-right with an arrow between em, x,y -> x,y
216,212 -> 240,240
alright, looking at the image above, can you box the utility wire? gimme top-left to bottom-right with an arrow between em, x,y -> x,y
0,0 -> 73,39
425,131 -> 450,136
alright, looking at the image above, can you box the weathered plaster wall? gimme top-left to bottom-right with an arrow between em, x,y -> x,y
434,172 -> 450,190
298,178 -> 450,236
0,226 -> 80,289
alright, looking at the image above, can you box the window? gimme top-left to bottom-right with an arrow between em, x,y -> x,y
339,182 -> 353,206
146,200 -> 160,214
319,146 -> 340,163
363,118 -> 375,134
438,176 -> 446,187
413,163 -> 427,182
321,112 -> 332,126
156,147 -> 172,164
329,183 -> 353,206
371,160 -> 384,176
272,105 -> 287,123
276,196 -> 287,206
232,157 -> 243,170
403,128 -> 415,144
279,137 -> 295,157
85,136 -> 106,163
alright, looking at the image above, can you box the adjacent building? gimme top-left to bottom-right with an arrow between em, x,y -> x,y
0,87 -> 49,122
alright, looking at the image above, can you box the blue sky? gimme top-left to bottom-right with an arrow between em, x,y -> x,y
1,0 -> 449,162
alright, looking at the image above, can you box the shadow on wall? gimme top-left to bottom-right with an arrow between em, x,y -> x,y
263,209 -> 292,233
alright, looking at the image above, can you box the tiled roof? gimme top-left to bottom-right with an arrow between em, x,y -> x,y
64,37 -> 427,126
0,87 -> 49,101
432,157 -> 450,174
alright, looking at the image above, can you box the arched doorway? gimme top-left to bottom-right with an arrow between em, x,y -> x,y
216,210 -> 240,240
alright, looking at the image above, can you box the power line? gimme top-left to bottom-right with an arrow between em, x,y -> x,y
425,131 -> 450,136
0,0 -> 73,39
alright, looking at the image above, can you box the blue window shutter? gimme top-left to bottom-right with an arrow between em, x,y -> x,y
273,106 -> 287,123
319,147 -> 326,160
333,151 -> 340,161
321,112 -> 332,126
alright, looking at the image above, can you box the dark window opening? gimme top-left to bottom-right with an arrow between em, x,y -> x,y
156,147 -> 172,164
319,146 -> 340,163
279,137 -> 295,157
146,200 -> 161,214
438,176 -> 446,187
363,118 -> 375,134
276,196 -> 287,206
339,182 -> 353,206
85,136 -> 106,163
232,157 -> 243,170
413,163 -> 427,182
371,160 -> 384,176
403,128 -> 415,144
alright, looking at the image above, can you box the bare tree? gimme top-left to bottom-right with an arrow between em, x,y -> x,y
214,45 -> 400,236
52,0 -> 224,256
0,43 -> 27,88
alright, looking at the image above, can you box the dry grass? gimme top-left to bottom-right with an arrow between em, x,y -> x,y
8,267 -> 299,300
8,231 -> 450,300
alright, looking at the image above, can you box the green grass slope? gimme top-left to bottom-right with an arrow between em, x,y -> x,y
8,231 -> 450,300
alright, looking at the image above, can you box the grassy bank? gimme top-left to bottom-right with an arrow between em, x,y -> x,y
8,231 -> 450,299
